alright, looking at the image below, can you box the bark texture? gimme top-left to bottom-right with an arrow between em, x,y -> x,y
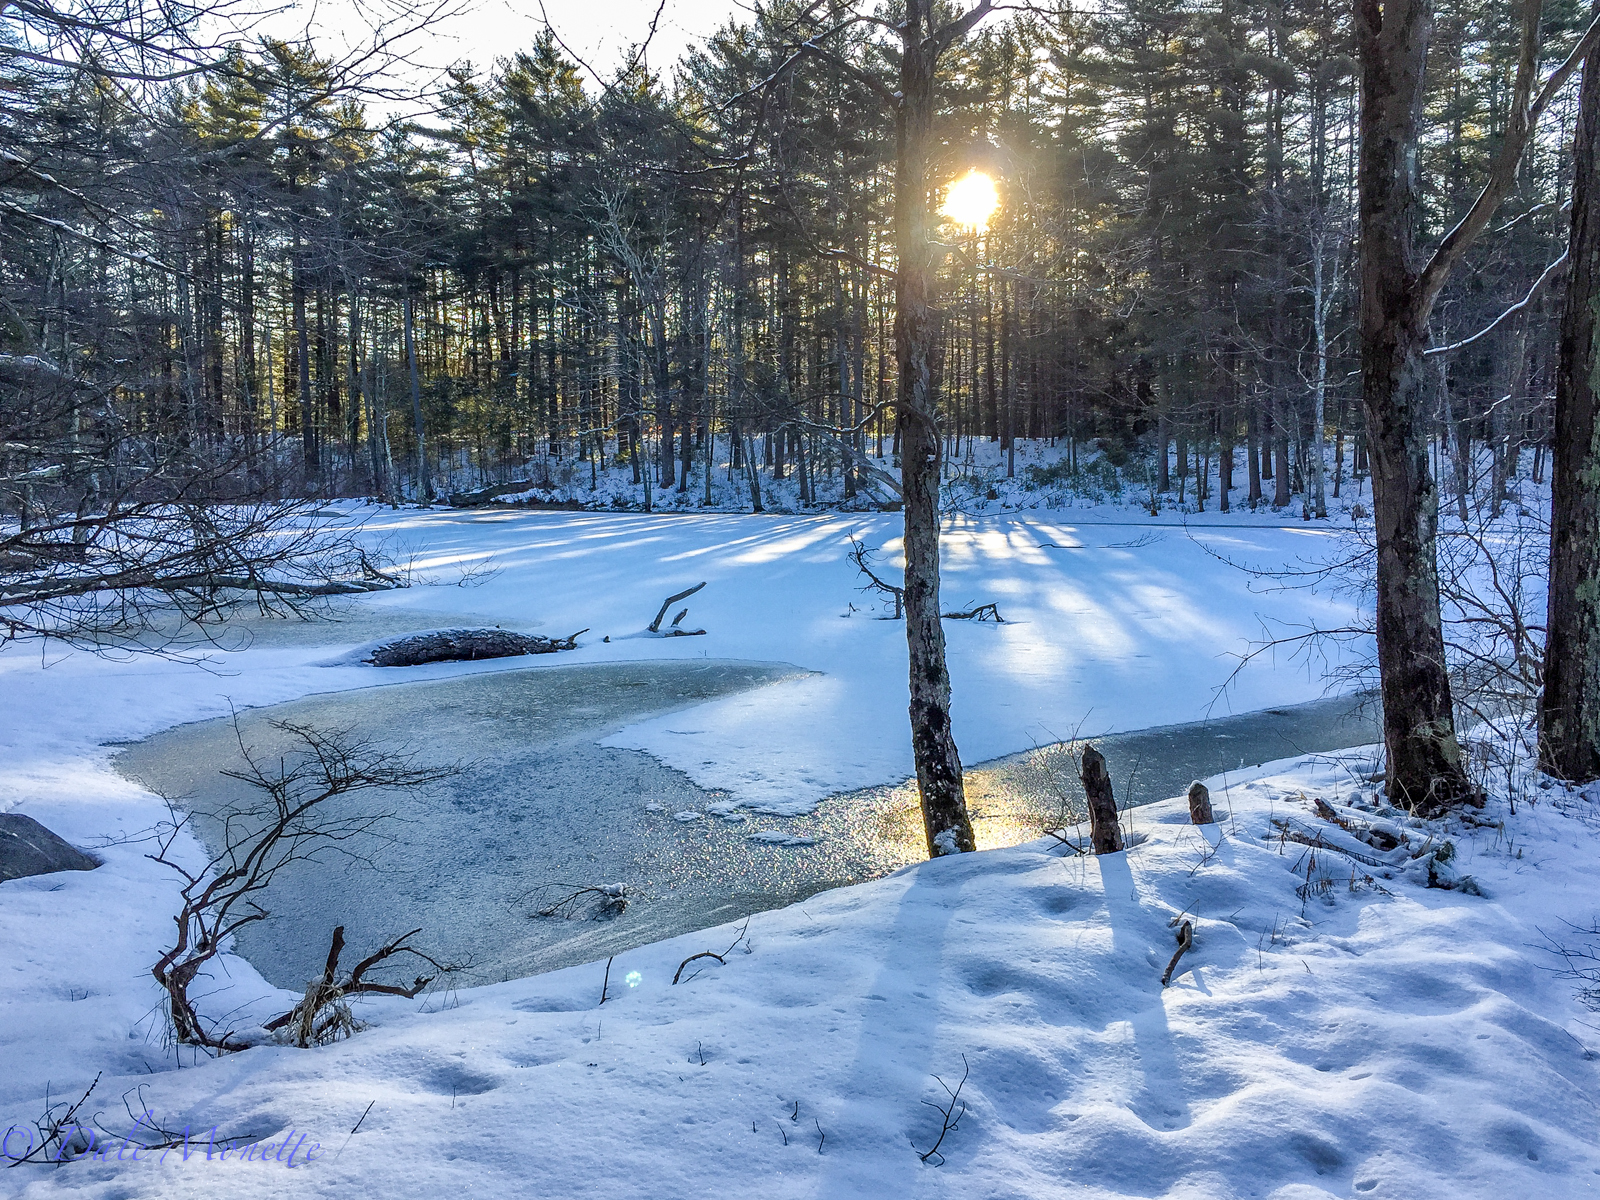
892,0 -> 986,857
367,628 -> 583,667
1080,746 -> 1123,854
1543,25 -> 1600,783
1356,0 -> 1474,814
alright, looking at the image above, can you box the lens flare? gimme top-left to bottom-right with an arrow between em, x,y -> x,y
940,170 -> 999,232
625,970 -> 642,988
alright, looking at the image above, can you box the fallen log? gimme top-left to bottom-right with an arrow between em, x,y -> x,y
367,627 -> 585,667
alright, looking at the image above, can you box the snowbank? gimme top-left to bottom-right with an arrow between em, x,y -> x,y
6,751 -> 1600,1198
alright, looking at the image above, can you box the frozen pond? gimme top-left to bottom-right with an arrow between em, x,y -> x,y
115,660 -> 1379,992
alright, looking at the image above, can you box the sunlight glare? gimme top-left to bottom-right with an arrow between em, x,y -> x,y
940,170 -> 1000,232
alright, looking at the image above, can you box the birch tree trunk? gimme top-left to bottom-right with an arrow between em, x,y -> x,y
1310,229 -> 1331,519
404,289 -> 430,502
893,0 -> 986,856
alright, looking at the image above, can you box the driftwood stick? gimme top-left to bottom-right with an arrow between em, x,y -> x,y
1270,821 -> 1392,869
650,582 -> 706,633
1161,920 -> 1194,986
941,603 -> 1004,622
673,950 -> 726,984
1080,746 -> 1123,854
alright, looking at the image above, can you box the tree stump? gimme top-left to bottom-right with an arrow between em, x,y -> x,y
1080,746 -> 1123,854
1188,780 -> 1216,824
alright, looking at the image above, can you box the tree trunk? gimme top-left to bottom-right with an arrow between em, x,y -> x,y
1246,398 -> 1263,505
404,289 -> 430,502
1356,0 -> 1474,813
294,237 -> 316,489
1543,21 -> 1600,783
895,0 -> 979,857
1437,357 -> 1472,524
1310,232 -> 1331,518
1272,397 -> 1292,507
1080,746 -> 1122,854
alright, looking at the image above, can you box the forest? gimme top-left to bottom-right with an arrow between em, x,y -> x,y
2,0 -> 1583,515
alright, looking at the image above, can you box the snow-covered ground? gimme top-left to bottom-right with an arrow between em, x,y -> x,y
4,502 -> 1597,1198
456,433 -> 1380,521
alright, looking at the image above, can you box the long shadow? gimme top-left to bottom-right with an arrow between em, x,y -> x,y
810,862 -> 963,1197
1096,850 -> 1194,1133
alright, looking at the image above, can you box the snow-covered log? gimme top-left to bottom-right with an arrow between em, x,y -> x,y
366,627 -> 585,667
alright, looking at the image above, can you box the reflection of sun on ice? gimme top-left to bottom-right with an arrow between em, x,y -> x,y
940,169 -> 999,232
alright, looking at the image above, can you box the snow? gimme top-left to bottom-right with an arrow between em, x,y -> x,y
3,500 -> 1598,1198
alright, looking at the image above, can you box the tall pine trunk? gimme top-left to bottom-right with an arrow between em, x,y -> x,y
404,289 -> 430,502
1543,20 -> 1600,783
1356,0 -> 1474,813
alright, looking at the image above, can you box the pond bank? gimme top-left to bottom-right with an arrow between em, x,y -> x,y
115,660 -> 1378,991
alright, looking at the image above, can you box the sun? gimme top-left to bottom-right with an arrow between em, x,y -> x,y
940,169 -> 999,232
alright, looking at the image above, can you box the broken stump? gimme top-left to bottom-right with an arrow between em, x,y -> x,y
1079,746 -> 1123,854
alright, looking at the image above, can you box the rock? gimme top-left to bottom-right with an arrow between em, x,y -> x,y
366,627 -> 586,667
0,814 -> 99,883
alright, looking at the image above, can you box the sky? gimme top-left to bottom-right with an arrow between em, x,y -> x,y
260,0 -> 747,94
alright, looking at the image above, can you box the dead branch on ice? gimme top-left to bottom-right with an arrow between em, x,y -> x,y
847,535 -> 1003,622
528,882 -> 629,920
848,534 -> 903,619
649,582 -> 707,635
941,602 -> 1004,622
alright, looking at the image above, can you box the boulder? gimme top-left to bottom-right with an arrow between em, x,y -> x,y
0,813 -> 99,883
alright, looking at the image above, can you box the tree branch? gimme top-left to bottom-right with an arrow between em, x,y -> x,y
1425,250 -> 1568,357
1417,7 -> 1600,315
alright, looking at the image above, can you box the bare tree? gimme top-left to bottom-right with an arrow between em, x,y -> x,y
1355,0 -> 1599,813
146,719 -> 454,1051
